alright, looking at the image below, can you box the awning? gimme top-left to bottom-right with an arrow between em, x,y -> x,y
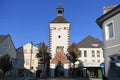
110,60 -> 120,63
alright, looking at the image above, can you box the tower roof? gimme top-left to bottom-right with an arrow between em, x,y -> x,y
57,5 -> 63,9
50,16 -> 69,23
50,5 -> 70,23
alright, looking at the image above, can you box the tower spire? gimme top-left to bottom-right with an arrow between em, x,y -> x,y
59,0 -> 62,5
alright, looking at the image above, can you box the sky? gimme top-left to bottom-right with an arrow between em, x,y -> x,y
0,0 -> 120,48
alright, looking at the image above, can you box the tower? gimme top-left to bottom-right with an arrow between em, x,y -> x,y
49,5 -> 70,58
49,5 -> 70,77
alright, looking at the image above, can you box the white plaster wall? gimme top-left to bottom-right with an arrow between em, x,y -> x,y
21,43 -> 38,71
50,23 -> 70,58
50,64 -> 55,77
78,48 -> 104,67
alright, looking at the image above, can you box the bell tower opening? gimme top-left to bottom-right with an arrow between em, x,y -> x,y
57,5 -> 64,16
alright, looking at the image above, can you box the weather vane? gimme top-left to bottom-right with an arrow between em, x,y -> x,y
59,0 -> 62,5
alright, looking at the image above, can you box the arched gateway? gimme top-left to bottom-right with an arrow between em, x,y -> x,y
49,5 -> 70,77
50,46 -> 69,77
55,62 -> 64,77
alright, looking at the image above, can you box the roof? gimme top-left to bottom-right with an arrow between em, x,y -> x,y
103,5 -> 118,14
50,16 -> 70,23
57,5 -> 63,9
0,35 -> 9,43
96,4 -> 120,28
50,5 -> 70,23
77,35 -> 102,48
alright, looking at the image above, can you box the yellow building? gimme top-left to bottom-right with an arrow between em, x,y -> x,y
16,42 -> 38,77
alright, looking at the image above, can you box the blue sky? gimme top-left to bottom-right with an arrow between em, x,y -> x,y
0,0 -> 119,48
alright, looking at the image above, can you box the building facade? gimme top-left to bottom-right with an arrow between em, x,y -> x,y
0,35 -> 16,77
16,42 -> 39,77
49,5 -> 70,77
96,4 -> 120,80
77,36 -> 104,78
0,35 -> 16,58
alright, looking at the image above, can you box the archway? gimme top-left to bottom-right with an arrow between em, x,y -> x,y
55,62 -> 64,77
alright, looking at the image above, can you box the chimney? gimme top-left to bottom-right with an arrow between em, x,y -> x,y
103,5 -> 118,14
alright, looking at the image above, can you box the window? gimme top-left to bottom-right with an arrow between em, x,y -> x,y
24,49 -> 27,54
92,50 -> 95,57
58,10 -> 62,14
53,27 -> 56,30
4,44 -> 7,49
84,60 -> 87,62
97,60 -> 100,63
78,50 -> 82,57
105,21 -> 115,40
84,50 -> 87,57
64,27 -> 66,30
97,50 -> 100,57
58,35 -> 61,38
92,60 -> 95,62
31,59 -> 35,65
26,59 -> 29,65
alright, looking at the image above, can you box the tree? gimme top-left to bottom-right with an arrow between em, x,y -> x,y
36,42 -> 51,78
66,43 -> 80,77
0,54 -> 12,77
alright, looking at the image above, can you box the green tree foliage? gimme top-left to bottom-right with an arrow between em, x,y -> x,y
0,54 -> 12,77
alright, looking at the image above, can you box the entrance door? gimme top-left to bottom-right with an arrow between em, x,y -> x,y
55,62 -> 64,77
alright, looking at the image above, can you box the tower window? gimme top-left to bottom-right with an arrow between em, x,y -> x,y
58,35 -> 61,38
58,10 -> 62,14
57,10 -> 63,16
84,50 -> 87,57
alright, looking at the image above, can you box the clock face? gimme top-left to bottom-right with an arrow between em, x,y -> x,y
58,27 -> 61,31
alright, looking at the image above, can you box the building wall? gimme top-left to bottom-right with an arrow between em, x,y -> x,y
23,43 -> 38,71
16,43 -> 39,77
103,13 -> 120,47
49,23 -> 70,58
0,37 -> 16,58
78,48 -> 104,67
102,13 -> 120,77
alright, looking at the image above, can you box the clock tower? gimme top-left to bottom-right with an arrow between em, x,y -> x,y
49,5 -> 70,77
49,5 -> 70,58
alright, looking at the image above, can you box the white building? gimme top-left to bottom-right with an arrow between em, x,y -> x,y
16,42 -> 39,77
49,5 -> 70,77
77,36 -> 104,78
